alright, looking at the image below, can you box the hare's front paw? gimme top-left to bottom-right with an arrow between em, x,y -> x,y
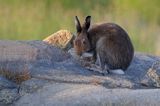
85,63 -> 109,75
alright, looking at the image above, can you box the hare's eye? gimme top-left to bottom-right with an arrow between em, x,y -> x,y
82,40 -> 86,44
82,39 -> 86,45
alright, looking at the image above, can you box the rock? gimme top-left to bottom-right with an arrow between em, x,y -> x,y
0,40 -> 70,64
141,61 -> 160,88
0,76 -> 19,106
0,76 -> 17,90
0,41 -> 37,62
0,40 -> 160,105
0,40 -> 70,83
19,78 -> 49,95
43,30 -> 74,50
14,84 -> 160,106
0,88 -> 19,105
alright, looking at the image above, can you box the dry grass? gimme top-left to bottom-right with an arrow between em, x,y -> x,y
90,77 -> 102,86
0,64 -> 31,84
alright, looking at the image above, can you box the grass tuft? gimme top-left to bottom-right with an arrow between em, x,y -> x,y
0,64 -> 31,84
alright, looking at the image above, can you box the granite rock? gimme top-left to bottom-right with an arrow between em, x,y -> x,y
0,40 -> 160,106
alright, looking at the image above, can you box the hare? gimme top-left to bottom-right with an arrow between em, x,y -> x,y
73,16 -> 134,74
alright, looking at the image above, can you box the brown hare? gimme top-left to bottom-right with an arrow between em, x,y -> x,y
73,16 -> 134,75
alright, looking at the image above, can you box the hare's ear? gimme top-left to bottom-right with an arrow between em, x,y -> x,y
75,16 -> 82,33
84,16 -> 91,30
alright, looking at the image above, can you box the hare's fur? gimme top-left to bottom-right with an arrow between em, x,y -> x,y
74,16 -> 134,74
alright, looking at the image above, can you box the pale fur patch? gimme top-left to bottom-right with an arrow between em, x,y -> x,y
109,69 -> 125,75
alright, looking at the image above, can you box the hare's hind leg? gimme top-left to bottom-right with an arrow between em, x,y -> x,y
96,53 -> 109,75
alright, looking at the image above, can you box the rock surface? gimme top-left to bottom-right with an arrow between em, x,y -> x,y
0,40 -> 160,106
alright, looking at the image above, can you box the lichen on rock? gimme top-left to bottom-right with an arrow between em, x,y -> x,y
43,30 -> 74,50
